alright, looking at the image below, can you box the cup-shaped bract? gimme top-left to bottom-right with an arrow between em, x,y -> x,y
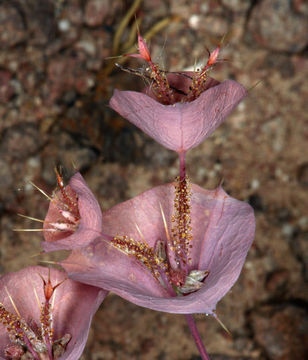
109,75 -> 246,153
42,172 -> 103,252
61,182 -> 255,315
0,266 -> 107,360
111,33 -> 247,154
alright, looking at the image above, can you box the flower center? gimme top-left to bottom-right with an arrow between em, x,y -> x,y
110,176 -> 208,295
0,273 -> 71,360
123,34 -> 220,105
44,170 -> 80,241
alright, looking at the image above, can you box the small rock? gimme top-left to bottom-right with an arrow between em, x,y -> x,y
84,0 -> 108,27
62,147 -> 98,172
17,62 -> 40,93
23,0 -> 57,45
265,269 -> 289,294
293,0 -> 308,16
0,70 -> 14,103
143,140 -> 177,169
221,0 -> 251,12
248,0 -> 308,52
0,4 -> 26,47
248,194 -> 264,212
46,56 -> 94,103
199,14 -> 230,37
297,162 -> 308,188
0,159 -> 13,196
75,39 -> 97,57
65,2 -> 83,25
58,18 -> 71,32
265,53 -> 295,78
0,123 -> 43,160
87,164 -> 128,207
252,305 -> 308,360
290,231 -> 308,281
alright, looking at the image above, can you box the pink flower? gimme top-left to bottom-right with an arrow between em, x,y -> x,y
61,179 -> 255,315
110,35 -> 247,153
0,266 -> 106,360
42,172 -> 103,252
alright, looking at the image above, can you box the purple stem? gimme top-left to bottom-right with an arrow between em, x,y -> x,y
23,336 -> 41,360
185,314 -> 211,360
45,334 -> 53,360
179,151 -> 186,181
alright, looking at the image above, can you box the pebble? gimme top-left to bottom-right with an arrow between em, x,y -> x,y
58,19 -> 71,32
250,179 -> 260,190
0,123 -> 43,160
282,224 -> 294,238
252,305 -> 308,360
0,159 -> 13,195
297,162 -> 308,187
221,0 -> 251,12
188,15 -> 201,30
0,4 -> 26,48
0,70 -> 14,103
248,0 -> 308,52
84,0 -> 108,27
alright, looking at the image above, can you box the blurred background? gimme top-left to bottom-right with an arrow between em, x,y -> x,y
0,0 -> 307,359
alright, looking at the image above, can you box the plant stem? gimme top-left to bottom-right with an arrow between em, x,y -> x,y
185,314 -> 211,360
179,151 -> 186,181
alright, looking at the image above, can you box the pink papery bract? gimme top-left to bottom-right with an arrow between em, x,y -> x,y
61,183 -> 255,315
0,266 -> 106,360
42,172 -> 103,252
109,76 -> 247,153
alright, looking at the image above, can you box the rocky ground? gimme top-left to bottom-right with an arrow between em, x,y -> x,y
0,0 -> 308,359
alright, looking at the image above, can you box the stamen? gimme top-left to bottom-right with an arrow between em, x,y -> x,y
170,175 -> 193,268
213,312 -> 231,336
51,278 -> 58,310
0,302 -> 40,354
29,251 -> 45,258
111,235 -> 168,280
2,273 -> 70,359
17,213 -> 45,223
31,281 -> 42,312
13,228 -> 57,232
5,287 -> 21,318
159,202 -> 171,243
135,223 -> 145,242
54,167 -> 77,212
38,270 -> 67,358
38,260 -> 58,265
29,181 -> 53,202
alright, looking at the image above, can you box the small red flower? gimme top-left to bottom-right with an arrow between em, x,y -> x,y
110,35 -> 246,153
0,266 -> 106,359
42,172 -> 103,252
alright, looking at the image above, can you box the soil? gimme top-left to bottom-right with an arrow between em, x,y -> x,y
0,1 -> 307,359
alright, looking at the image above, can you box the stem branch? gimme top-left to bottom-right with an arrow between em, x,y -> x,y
185,314 -> 211,360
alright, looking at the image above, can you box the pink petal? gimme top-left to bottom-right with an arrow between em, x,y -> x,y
62,183 -> 255,314
42,172 -> 103,252
0,266 -> 106,360
109,79 -> 246,152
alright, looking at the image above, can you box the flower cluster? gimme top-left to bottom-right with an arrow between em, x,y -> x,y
1,34 -> 255,360
0,266 -> 106,360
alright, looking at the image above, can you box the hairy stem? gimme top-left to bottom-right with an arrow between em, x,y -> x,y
185,314 -> 211,360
